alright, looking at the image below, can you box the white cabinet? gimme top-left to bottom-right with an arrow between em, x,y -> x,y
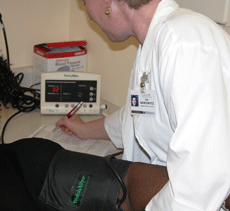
175,0 -> 230,26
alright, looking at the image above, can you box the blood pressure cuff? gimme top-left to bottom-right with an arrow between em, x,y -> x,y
39,149 -> 132,211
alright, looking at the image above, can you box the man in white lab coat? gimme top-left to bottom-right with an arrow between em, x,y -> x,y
56,0 -> 230,210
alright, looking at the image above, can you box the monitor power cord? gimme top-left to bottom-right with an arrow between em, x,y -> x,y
0,13 -> 40,144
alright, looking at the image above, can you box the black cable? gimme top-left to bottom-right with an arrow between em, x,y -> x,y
0,13 -> 10,69
105,155 -> 127,211
30,82 -> 40,89
0,13 -> 40,144
1,111 -> 21,144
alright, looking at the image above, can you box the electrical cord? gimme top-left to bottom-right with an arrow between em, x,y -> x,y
0,63 -> 41,144
0,13 -> 40,144
100,104 -> 108,117
1,111 -> 21,145
0,56 -> 40,111
0,76 -> 41,145
0,13 -> 10,69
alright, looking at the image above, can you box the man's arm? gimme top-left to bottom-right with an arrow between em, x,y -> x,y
55,115 -> 110,140
119,163 -> 169,211
119,163 -> 230,211
226,197 -> 230,209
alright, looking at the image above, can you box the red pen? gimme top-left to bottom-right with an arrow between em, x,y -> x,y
53,101 -> 83,132
66,101 -> 83,118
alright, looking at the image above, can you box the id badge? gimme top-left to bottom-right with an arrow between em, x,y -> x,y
131,90 -> 156,116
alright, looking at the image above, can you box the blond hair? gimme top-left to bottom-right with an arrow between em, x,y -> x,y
118,0 -> 153,9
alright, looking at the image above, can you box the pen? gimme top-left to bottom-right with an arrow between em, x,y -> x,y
53,101 -> 83,132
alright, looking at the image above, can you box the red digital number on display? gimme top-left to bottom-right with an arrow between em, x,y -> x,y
52,87 -> 60,93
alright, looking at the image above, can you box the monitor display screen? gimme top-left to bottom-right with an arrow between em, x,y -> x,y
45,80 -> 97,103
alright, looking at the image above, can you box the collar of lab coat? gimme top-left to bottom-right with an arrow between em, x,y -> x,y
138,0 -> 179,75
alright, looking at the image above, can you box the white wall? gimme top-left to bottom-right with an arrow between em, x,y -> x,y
0,0 -> 137,108
69,0 -> 138,107
0,0 -> 71,68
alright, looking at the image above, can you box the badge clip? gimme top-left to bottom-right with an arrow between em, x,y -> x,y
140,72 -> 149,93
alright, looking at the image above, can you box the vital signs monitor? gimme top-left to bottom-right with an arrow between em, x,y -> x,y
40,72 -> 101,115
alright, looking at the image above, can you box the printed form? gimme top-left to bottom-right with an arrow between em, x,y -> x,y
30,125 -> 122,157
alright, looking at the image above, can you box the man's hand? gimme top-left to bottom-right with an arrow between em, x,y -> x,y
55,115 -> 110,140
56,114 -> 86,137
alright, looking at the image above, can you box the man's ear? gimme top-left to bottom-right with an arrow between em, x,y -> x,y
105,0 -> 113,17
105,0 -> 112,7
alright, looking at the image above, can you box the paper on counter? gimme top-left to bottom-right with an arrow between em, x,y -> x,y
29,125 -> 122,157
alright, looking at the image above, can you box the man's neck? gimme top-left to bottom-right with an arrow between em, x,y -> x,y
129,0 -> 161,45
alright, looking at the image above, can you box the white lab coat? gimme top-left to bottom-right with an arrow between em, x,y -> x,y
104,0 -> 230,210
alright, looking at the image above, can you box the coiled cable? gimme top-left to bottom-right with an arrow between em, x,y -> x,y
0,13 -> 40,144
